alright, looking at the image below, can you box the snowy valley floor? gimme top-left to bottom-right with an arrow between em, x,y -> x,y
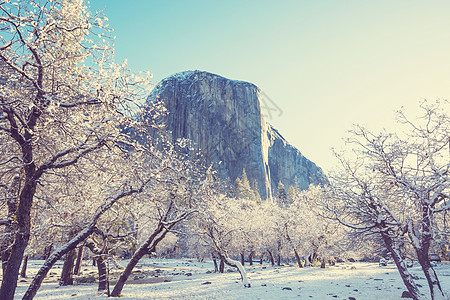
10,259 -> 450,299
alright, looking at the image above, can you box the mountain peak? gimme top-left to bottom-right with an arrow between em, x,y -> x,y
147,71 -> 326,199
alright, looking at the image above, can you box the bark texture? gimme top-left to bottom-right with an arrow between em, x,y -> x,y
59,249 -> 76,286
20,255 -> 29,278
73,246 -> 84,276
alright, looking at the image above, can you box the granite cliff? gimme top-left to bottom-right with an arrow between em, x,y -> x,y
147,71 -> 326,199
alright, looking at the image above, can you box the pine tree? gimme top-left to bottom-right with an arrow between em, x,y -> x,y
277,181 -> 287,205
251,180 -> 262,203
235,169 -> 253,199
235,177 -> 243,198
241,169 -> 251,190
287,186 -> 296,204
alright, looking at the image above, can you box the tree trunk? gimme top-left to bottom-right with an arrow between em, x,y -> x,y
1,259 -> 7,279
59,248 -> 76,286
412,210 -> 446,300
309,253 -> 318,266
84,239 -> 110,293
219,257 -> 225,273
240,252 -> 245,266
320,258 -> 326,268
20,255 -> 29,278
110,223 -> 171,297
248,251 -> 254,266
417,253 -> 444,300
219,253 -> 251,288
43,244 -> 53,260
0,181 -> 36,300
0,223 -> 31,300
293,248 -> 303,268
276,239 -> 282,266
212,255 -> 218,273
97,254 -> 109,294
285,226 -> 302,268
0,176 -> 19,298
267,250 -> 275,266
73,246 -> 84,275
381,233 -> 424,300
259,253 -> 263,265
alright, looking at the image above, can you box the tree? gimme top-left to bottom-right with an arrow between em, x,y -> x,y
326,101 -> 449,300
235,169 -> 253,200
287,186 -> 296,203
293,185 -> 344,268
109,146 -> 213,297
276,181 -> 287,205
326,156 -> 426,299
110,197 -> 190,297
258,201 -> 286,266
195,192 -> 252,287
0,1 -> 154,298
23,176 -> 149,299
17,140 -> 144,293
251,179 -> 261,203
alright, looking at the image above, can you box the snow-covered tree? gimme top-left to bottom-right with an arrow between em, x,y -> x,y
0,1 -> 157,298
326,101 -> 449,300
195,192 -> 252,287
251,179 -> 262,203
109,150 -> 215,297
20,140 -> 171,298
294,185 -> 344,268
235,169 -> 258,201
276,181 -> 287,205
258,201 -> 286,265
287,185 -> 296,204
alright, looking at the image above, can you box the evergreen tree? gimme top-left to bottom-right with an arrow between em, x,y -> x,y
287,186 -> 296,204
277,181 -> 287,205
235,177 -> 243,198
241,169 -> 251,189
235,169 -> 253,199
251,179 -> 262,203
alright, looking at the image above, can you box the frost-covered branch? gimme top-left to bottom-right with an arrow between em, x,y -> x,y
37,139 -> 107,173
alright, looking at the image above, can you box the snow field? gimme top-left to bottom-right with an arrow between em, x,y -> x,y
11,259 -> 450,299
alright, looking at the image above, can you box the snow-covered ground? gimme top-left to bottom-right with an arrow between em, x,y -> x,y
12,259 -> 450,299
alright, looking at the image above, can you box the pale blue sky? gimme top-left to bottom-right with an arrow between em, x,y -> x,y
90,0 -> 450,172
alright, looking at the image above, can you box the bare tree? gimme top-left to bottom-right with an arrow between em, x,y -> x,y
325,101 -> 449,300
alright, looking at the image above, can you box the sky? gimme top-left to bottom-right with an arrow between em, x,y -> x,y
90,0 -> 450,173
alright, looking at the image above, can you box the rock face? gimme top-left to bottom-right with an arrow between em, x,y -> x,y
148,71 -> 326,199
